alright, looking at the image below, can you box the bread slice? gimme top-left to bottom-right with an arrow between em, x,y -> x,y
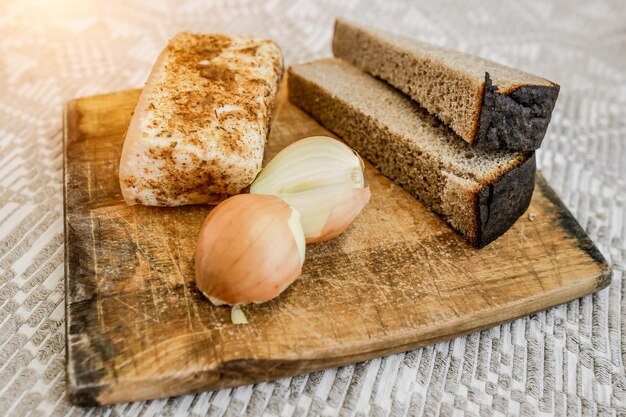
119,32 -> 283,206
288,58 -> 535,248
332,18 -> 559,151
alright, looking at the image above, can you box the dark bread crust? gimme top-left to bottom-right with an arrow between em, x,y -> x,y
475,153 -> 536,247
288,64 -> 536,248
474,74 -> 560,150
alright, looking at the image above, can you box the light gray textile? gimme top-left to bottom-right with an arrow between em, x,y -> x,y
0,0 -> 624,415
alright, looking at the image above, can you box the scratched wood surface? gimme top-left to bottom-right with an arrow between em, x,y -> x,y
64,81 -> 611,406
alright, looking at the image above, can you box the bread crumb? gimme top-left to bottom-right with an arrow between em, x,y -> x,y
528,212 -> 536,221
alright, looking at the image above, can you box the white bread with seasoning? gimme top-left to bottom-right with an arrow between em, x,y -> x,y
119,32 -> 283,206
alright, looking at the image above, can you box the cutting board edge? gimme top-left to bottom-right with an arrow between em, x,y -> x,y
67,259 -> 610,406
534,174 -> 612,290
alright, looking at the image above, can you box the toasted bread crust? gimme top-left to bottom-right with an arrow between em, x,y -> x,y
473,74 -> 560,150
119,33 -> 283,206
469,81 -> 487,145
474,153 -> 536,247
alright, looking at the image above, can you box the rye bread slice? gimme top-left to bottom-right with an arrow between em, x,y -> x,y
332,18 -> 559,151
288,58 -> 535,248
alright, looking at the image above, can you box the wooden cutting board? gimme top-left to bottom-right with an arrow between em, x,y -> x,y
64,81 -> 611,406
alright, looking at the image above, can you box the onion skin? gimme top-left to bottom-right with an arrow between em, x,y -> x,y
306,187 -> 371,244
194,194 -> 305,305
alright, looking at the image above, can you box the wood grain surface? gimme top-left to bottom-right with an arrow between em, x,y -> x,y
64,81 -> 611,406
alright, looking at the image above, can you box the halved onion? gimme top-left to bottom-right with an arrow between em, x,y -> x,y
251,136 -> 370,243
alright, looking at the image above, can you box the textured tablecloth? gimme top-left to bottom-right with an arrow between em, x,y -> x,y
1,0 -> 625,415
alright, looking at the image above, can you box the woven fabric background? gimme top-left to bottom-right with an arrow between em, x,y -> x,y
1,0 -> 625,415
